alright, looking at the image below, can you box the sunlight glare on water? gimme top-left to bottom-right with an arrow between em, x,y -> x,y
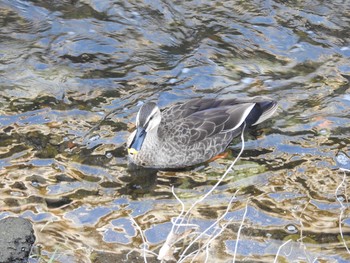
0,0 -> 350,262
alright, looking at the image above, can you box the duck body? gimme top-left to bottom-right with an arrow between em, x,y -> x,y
127,96 -> 277,169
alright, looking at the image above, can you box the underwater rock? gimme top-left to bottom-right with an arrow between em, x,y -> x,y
0,217 -> 35,263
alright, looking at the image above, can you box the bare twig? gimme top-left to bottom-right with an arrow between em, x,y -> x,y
158,187 -> 199,261
178,195 -> 238,263
170,185 -> 186,232
273,239 -> 292,263
232,198 -> 249,263
40,219 -> 53,232
176,123 -> 247,234
297,200 -> 312,263
129,216 -> 149,262
202,190 -> 240,255
159,123 -> 247,262
335,170 -> 350,255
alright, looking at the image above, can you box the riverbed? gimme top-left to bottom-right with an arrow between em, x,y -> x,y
0,0 -> 349,262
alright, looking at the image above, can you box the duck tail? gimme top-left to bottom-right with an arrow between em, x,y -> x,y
246,98 -> 278,126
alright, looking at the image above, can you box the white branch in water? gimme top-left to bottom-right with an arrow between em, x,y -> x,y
40,218 -> 54,232
232,198 -> 249,263
335,170 -> 350,255
297,200 -> 313,263
273,239 -> 292,263
178,194 -> 238,263
158,186 -> 200,261
129,216 -> 149,263
158,123 -> 247,262
202,190 -> 240,259
176,123 -> 247,234
158,186 -> 198,261
170,185 -> 187,231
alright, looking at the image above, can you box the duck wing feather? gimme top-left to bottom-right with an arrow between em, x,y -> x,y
161,98 -> 242,122
158,101 -> 256,145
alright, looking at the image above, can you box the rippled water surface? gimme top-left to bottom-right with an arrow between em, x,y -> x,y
1,0 -> 350,262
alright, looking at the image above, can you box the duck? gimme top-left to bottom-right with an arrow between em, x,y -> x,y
127,96 -> 277,169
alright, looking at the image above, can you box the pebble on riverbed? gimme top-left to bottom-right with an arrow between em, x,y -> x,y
0,217 -> 35,263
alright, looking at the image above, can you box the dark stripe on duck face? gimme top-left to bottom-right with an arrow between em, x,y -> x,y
129,127 -> 147,152
137,102 -> 157,128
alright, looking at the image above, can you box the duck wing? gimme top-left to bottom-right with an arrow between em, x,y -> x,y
158,102 -> 256,145
160,98 -> 241,123
161,97 -> 276,124
159,97 -> 277,145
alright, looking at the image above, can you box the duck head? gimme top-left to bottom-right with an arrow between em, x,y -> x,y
128,102 -> 161,155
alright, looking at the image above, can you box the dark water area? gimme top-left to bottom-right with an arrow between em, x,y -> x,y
0,0 -> 350,262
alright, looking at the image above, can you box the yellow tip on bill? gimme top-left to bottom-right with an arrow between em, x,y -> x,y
128,148 -> 138,155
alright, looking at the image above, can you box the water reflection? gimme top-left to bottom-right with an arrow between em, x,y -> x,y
1,0 -> 350,261
120,164 -> 158,198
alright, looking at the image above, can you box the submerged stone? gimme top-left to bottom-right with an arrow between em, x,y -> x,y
0,217 -> 35,263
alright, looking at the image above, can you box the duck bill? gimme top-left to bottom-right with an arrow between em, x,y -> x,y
128,127 -> 146,155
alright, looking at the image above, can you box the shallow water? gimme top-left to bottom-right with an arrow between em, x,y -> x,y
0,0 -> 350,262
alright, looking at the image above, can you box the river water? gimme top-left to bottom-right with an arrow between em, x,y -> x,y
0,0 -> 350,262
